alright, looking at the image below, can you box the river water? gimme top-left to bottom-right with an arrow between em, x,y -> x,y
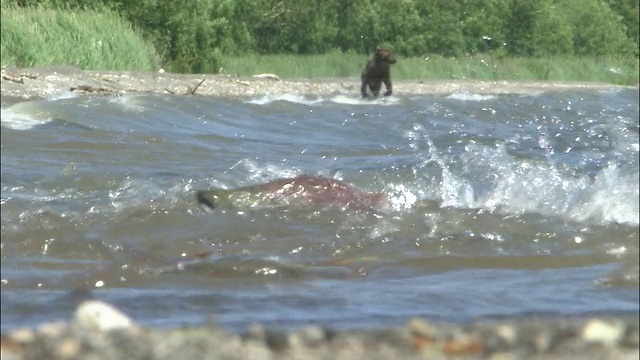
1,88 -> 638,332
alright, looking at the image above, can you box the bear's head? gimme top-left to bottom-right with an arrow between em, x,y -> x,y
375,48 -> 396,64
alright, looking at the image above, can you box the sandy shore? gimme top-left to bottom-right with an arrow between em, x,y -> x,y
1,300 -> 638,360
1,66 -> 633,103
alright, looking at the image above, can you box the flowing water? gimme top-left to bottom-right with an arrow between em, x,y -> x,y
1,88 -> 638,332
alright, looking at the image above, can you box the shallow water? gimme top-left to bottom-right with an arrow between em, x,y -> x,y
1,88 -> 638,332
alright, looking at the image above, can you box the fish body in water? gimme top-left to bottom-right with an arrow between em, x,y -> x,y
196,175 -> 386,211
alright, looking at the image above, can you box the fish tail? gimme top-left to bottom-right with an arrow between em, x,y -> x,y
196,190 -> 218,210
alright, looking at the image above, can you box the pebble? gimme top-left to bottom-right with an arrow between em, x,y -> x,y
489,352 -> 518,360
621,327 -> 639,348
581,319 -> 625,346
1,338 -> 23,360
443,334 -> 485,356
495,324 -> 517,345
37,322 -> 67,337
1,298 -> 637,360
533,331 -> 553,352
407,317 -> 437,339
244,322 -> 266,341
9,328 -> 35,343
73,300 -> 133,331
54,338 -> 81,359
264,329 -> 289,352
297,325 -> 326,347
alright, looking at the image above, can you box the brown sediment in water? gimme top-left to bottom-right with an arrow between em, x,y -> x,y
1,66 -> 632,103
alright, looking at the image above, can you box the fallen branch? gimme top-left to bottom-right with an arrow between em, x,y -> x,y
252,73 -> 281,81
167,79 -> 206,95
20,73 -> 39,80
232,79 -> 250,86
70,85 -> 114,95
2,73 -> 25,84
187,79 -> 206,95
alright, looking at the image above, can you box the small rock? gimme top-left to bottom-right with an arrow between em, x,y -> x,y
408,318 -> 437,339
495,324 -> 517,345
264,329 -> 289,352
621,327 -> 639,348
241,340 -> 271,360
533,331 -> 552,352
287,333 -> 302,349
37,322 -> 67,337
409,318 -> 439,351
581,319 -> 625,346
297,325 -> 326,347
55,338 -> 81,359
489,352 -> 519,360
73,300 -> 133,331
244,322 -> 266,341
8,328 -> 35,343
1,337 -> 23,360
443,334 -> 485,356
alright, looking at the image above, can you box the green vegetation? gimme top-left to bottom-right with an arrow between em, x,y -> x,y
0,5 -> 159,71
1,0 -> 638,84
224,53 -> 639,85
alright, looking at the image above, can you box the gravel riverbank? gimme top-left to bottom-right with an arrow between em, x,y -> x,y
2,68 -> 638,359
1,301 -> 638,360
1,66 -> 632,103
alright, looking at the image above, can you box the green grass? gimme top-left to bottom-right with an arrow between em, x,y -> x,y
223,52 -> 639,85
2,6 -> 637,85
0,5 -> 160,71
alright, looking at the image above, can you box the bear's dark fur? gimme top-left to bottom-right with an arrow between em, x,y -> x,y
360,48 -> 396,98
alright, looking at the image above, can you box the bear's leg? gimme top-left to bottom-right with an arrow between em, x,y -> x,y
361,81 -> 369,98
370,82 -> 382,97
383,77 -> 393,96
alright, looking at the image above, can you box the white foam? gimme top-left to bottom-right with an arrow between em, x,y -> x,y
109,94 -> 146,112
447,93 -> 496,101
247,93 -> 400,106
329,94 -> 400,106
243,160 -> 301,183
566,166 -> 639,225
247,93 -> 323,105
405,127 -> 639,226
327,94 -> 363,105
384,183 -> 418,211
45,91 -> 79,102
0,106 -> 52,130
479,159 -> 638,226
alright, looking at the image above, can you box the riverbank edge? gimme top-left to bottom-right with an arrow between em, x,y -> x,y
2,66 -> 636,105
1,300 -> 638,360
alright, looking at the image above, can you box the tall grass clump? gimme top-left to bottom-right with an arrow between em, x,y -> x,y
222,51 -> 365,79
0,5 -> 159,71
223,53 -> 639,85
395,55 -> 639,85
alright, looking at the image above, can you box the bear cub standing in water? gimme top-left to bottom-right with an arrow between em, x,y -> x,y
360,48 -> 397,98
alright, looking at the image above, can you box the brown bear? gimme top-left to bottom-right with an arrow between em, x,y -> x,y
360,48 -> 397,98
